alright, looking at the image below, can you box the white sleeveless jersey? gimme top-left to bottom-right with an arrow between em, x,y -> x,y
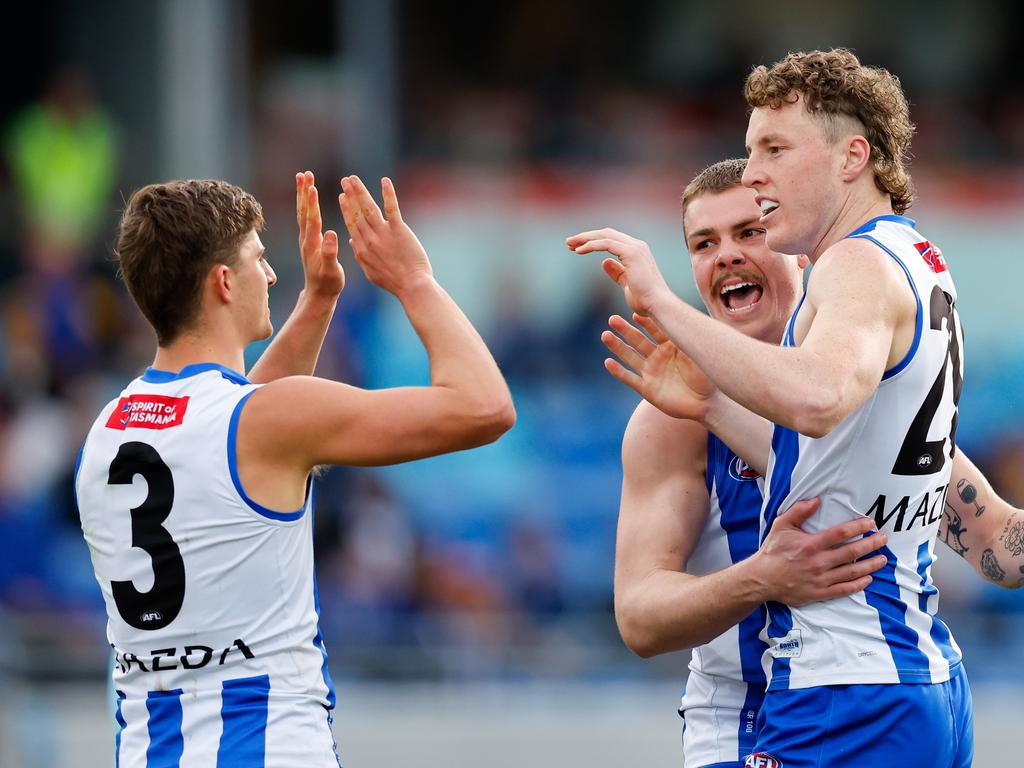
679,433 -> 767,767
76,363 -> 340,767
761,215 -> 964,691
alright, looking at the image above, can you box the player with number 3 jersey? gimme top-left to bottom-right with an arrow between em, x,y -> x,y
76,173 -> 514,766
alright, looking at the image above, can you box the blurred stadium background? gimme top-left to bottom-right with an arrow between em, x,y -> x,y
0,1 -> 1021,765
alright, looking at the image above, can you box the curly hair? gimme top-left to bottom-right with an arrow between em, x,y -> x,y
744,48 -> 915,213
680,158 -> 747,230
115,180 -> 265,345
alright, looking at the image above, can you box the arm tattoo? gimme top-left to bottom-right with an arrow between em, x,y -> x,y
956,478 -> 986,517
941,502 -> 969,557
981,548 -> 1006,582
998,514 -> 1024,557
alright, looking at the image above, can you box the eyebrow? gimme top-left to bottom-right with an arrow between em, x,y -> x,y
746,133 -> 786,153
688,217 -> 762,242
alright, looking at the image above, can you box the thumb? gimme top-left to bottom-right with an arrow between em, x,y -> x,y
602,258 -> 627,286
776,497 -> 821,530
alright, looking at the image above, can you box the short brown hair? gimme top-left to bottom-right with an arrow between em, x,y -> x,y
744,48 -> 915,213
681,158 -> 747,233
115,179 -> 264,345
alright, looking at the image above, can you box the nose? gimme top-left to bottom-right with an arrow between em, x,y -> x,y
263,260 -> 277,287
741,157 -> 764,189
716,241 -> 747,269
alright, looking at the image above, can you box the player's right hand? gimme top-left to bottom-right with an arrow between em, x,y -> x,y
754,498 -> 889,606
339,175 -> 433,296
602,312 -> 716,421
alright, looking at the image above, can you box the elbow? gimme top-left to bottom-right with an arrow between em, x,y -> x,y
464,394 -> 517,447
615,601 -> 663,659
790,389 -> 845,438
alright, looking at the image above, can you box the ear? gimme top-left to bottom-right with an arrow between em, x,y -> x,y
208,264 -> 233,306
797,253 -> 810,270
840,135 -> 872,182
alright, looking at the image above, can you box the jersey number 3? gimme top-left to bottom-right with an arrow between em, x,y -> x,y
108,442 -> 185,630
892,286 -> 963,476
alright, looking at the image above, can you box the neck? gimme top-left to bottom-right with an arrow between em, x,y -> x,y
808,192 -> 893,263
151,332 -> 246,376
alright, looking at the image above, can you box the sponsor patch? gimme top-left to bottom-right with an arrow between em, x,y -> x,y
728,454 -> 761,482
105,395 -> 190,431
745,754 -> 783,768
768,629 -> 802,658
914,240 -> 948,273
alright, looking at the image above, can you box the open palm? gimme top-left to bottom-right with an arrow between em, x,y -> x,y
602,313 -> 715,421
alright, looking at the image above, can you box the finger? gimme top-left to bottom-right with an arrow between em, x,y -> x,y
822,531 -> 889,569
566,229 -> 627,248
381,177 -> 402,223
322,229 -> 339,262
303,185 -> 323,251
601,330 -> 645,372
814,515 -> 879,549
339,191 -> 358,235
296,172 -> 306,231
340,193 -> 366,250
775,497 -> 821,530
634,313 -> 669,343
604,358 -> 645,396
815,575 -> 874,601
602,259 -> 628,289
825,554 -> 889,585
608,314 -> 656,357
346,175 -> 384,227
574,238 -> 625,256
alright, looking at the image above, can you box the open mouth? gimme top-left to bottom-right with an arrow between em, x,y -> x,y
759,199 -> 779,221
719,279 -> 765,313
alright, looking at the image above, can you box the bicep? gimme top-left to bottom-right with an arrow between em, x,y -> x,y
615,406 -> 710,587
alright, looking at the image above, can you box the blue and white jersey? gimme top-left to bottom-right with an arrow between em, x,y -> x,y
76,363 -> 340,767
679,433 -> 768,767
761,215 -> 964,692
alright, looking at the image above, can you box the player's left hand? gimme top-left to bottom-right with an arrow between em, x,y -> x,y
602,312 -> 716,421
296,171 -> 345,300
567,228 -> 670,316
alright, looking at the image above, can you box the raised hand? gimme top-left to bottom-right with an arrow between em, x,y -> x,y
296,171 -> 344,300
755,499 -> 889,606
339,175 -> 432,296
602,312 -> 716,421
567,228 -> 671,316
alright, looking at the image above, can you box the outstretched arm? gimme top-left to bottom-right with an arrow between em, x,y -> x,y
570,230 -> 909,438
240,175 -> 515,481
248,171 -> 346,383
615,401 -> 888,657
939,450 -> 1024,589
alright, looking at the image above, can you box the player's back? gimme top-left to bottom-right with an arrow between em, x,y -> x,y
680,433 -> 767,766
76,363 -> 339,767
761,215 -> 963,691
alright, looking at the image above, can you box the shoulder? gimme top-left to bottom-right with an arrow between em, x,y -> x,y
622,400 -> 707,480
807,236 -> 913,318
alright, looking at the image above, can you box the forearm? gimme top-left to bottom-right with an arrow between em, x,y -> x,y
941,452 -> 1024,588
397,276 -> 512,415
702,394 -> 773,476
248,291 -> 338,383
650,291 -> 848,436
617,557 -> 768,656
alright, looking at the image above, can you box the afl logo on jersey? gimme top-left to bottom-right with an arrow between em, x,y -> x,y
745,754 -> 782,768
140,610 -> 164,623
728,455 -> 761,482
